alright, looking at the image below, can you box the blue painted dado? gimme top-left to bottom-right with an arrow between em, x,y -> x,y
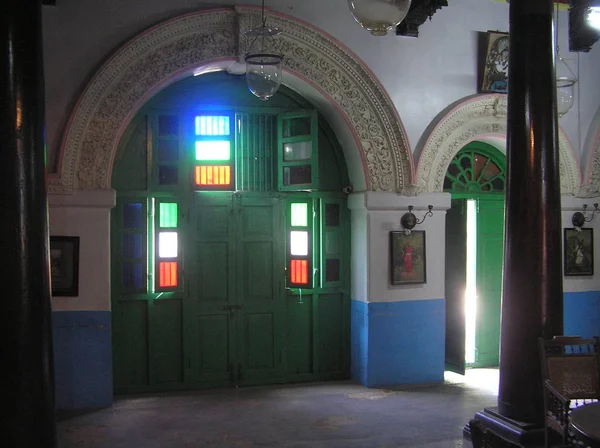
564,291 -> 600,338
351,299 -> 445,387
52,311 -> 112,410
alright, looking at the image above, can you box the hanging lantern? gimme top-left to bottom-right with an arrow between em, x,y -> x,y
556,57 -> 578,118
245,1 -> 283,101
347,0 -> 412,36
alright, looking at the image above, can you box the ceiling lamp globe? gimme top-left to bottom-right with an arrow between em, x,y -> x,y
245,25 -> 283,101
347,0 -> 412,36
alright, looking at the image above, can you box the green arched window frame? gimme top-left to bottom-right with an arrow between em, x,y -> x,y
443,142 -> 506,195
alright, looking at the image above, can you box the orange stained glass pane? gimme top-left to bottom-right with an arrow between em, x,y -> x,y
195,165 -> 231,186
159,261 -> 178,288
290,259 -> 309,285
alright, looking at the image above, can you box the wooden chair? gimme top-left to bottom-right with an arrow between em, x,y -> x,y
539,336 -> 600,448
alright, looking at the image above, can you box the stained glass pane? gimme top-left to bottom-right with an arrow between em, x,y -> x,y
195,116 -> 230,136
122,234 -> 143,259
158,140 -> 178,161
159,203 -> 178,228
291,203 -> 308,227
282,117 -> 311,138
123,203 -> 143,229
290,259 -> 309,285
325,259 -> 340,282
158,115 -> 178,136
158,165 -> 178,185
290,231 -> 308,256
195,141 -> 231,161
158,232 -> 178,258
283,165 -> 311,185
123,262 -> 144,289
325,203 -> 340,227
159,261 -> 178,288
283,141 -> 312,161
195,165 -> 231,186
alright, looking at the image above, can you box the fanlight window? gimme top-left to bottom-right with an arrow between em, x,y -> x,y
444,149 -> 505,193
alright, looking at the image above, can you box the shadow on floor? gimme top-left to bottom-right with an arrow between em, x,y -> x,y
58,369 -> 498,447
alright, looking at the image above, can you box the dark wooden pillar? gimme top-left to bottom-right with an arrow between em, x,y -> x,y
467,0 -> 563,444
0,0 -> 57,447
499,0 -> 563,424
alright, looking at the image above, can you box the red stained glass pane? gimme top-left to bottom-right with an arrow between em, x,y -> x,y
159,261 -> 178,288
290,259 -> 308,285
195,165 -> 231,186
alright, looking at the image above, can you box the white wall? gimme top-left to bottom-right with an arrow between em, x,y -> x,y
49,190 -> 116,311
42,0 -> 600,174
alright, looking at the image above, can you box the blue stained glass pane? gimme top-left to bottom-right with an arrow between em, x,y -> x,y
195,116 -> 230,136
122,234 -> 143,258
123,203 -> 143,229
123,262 -> 144,289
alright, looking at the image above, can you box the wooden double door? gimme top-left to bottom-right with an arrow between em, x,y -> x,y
112,192 -> 349,393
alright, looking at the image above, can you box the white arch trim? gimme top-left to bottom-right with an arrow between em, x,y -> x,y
414,94 -> 582,195
48,7 -> 413,194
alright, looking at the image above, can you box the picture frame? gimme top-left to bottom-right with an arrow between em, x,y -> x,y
480,31 -> 509,93
564,228 -> 594,276
50,236 -> 80,296
390,230 -> 427,285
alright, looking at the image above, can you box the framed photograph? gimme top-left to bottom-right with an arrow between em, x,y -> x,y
564,228 -> 594,276
480,31 -> 509,93
390,230 -> 427,285
50,236 -> 80,296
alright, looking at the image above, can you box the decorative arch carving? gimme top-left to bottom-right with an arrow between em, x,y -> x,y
50,7 -> 412,194
414,94 -> 582,195
582,106 -> 600,197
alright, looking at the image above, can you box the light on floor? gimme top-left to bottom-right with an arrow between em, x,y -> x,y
465,200 -> 477,365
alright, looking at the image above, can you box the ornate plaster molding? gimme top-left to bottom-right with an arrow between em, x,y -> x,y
582,110 -> 600,197
53,8 -> 412,194
414,94 -> 582,195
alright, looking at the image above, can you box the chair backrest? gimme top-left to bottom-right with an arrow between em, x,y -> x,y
539,336 -> 600,400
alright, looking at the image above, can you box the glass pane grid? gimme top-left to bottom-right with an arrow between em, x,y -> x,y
158,231 -> 178,258
158,261 -> 178,288
290,259 -> 309,285
290,231 -> 309,256
159,203 -> 178,228
195,165 -> 231,186
195,141 -> 231,161
291,203 -> 308,227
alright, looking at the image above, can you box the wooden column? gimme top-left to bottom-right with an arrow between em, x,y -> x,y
499,0 -> 564,424
0,0 -> 57,447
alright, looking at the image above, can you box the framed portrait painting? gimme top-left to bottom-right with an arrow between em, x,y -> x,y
50,236 -> 80,296
480,31 -> 509,93
390,230 -> 426,285
564,228 -> 594,276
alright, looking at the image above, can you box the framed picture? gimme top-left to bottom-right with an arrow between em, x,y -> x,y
390,230 -> 427,285
564,228 -> 594,276
480,31 -> 509,93
50,236 -> 80,296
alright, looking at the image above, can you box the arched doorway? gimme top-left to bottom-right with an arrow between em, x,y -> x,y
444,141 -> 506,374
110,73 -> 352,393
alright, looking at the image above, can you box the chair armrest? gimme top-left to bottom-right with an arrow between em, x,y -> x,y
544,380 -> 570,405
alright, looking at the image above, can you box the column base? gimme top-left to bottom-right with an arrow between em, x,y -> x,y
463,407 -> 545,447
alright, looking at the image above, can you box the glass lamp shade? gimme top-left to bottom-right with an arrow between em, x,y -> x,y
245,53 -> 283,101
556,77 -> 576,118
347,0 -> 412,36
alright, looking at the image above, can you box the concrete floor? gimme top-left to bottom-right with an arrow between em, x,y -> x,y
58,369 -> 498,448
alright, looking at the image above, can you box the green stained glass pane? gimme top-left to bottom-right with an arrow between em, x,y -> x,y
195,141 -> 230,161
160,203 -> 178,228
291,203 -> 308,227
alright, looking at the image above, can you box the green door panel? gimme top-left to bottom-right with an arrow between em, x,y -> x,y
112,300 -> 149,389
152,299 -> 184,384
474,198 -> 504,367
317,293 -> 346,374
445,199 -> 467,375
286,295 -> 313,375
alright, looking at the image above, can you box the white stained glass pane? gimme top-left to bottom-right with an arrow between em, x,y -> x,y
195,141 -> 231,161
158,232 -> 178,258
290,231 -> 308,256
283,141 -> 312,161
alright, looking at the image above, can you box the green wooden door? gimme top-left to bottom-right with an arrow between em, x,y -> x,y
474,198 -> 504,367
445,199 -> 467,374
187,192 -> 284,386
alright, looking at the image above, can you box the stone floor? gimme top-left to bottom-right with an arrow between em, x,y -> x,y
57,369 -> 499,448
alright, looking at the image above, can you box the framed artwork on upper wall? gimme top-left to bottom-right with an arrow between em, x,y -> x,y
564,228 -> 594,276
390,230 -> 426,285
480,31 -> 509,93
50,236 -> 80,296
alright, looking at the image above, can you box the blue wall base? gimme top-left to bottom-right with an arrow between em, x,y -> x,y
351,299 -> 445,387
53,311 -> 113,410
